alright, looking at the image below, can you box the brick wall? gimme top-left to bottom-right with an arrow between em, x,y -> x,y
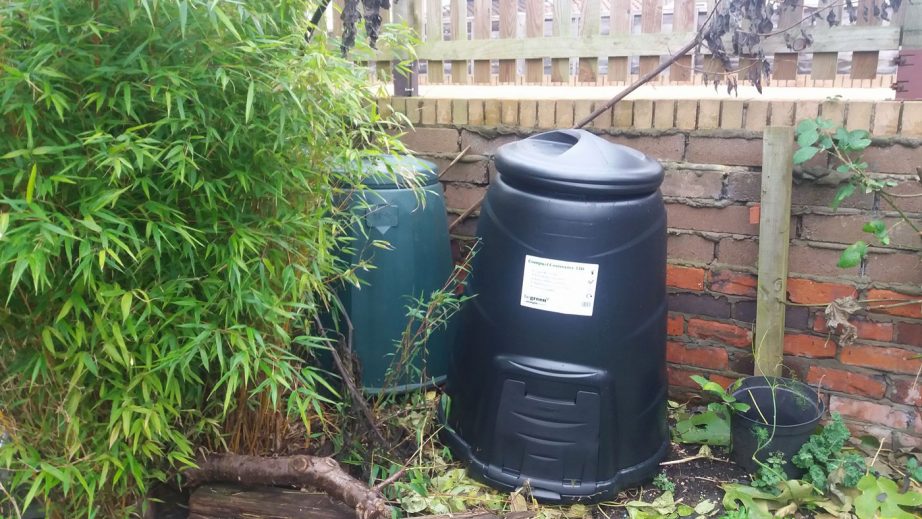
387,97 -> 922,447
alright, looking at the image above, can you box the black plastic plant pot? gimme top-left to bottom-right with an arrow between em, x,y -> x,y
730,376 -> 825,478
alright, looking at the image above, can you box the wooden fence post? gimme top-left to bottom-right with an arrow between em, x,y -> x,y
754,127 -> 794,377
392,0 -> 419,96
896,0 -> 922,99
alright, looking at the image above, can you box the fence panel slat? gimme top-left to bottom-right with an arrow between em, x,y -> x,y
608,0 -> 631,82
639,0 -> 664,78
552,1 -> 573,82
473,0 -> 492,83
450,0 -> 468,83
772,0 -> 803,80
852,0 -> 881,79
376,5 -> 392,82
811,52 -> 838,80
426,0 -> 444,83
578,0 -> 601,83
499,0 -> 517,82
670,0 -> 695,81
525,0 -> 543,83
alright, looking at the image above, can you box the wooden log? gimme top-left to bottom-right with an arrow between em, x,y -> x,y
184,454 -> 389,519
189,485 -> 356,519
754,127 -> 795,377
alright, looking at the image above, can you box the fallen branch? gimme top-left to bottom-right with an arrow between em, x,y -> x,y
574,0 -> 723,129
438,145 -> 472,179
449,195 -> 485,232
184,454 -> 391,519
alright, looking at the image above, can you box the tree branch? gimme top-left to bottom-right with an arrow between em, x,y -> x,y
184,453 -> 391,519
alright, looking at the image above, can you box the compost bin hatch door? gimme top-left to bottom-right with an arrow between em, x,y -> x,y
494,129 -> 664,196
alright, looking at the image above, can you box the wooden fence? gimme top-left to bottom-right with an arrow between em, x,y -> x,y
329,0 -> 921,90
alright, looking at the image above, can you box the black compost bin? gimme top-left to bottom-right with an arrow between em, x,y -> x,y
440,129 -> 669,503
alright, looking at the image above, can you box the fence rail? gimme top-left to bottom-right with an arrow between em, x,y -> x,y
331,0 -> 922,90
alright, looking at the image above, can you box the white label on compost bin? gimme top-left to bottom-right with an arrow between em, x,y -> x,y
520,255 -> 599,316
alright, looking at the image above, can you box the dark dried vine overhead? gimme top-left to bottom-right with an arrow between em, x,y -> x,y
698,0 -> 897,93
341,0 -> 393,55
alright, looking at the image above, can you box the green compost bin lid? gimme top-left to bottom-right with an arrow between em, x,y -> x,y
358,155 -> 440,189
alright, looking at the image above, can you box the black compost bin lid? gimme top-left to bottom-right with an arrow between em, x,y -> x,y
358,155 -> 440,189
494,129 -> 664,196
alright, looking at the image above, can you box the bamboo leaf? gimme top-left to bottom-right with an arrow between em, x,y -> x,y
121,292 -> 132,323
245,80 -> 255,123
26,163 -> 37,202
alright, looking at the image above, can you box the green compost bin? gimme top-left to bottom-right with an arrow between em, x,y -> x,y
339,155 -> 454,394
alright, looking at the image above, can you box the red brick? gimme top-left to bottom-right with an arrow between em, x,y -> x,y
897,322 -> 922,347
668,233 -> 715,263
686,136 -> 763,167
725,171 -> 761,201
459,130 -> 520,156
667,204 -> 759,235
829,396 -> 922,432
601,133 -> 686,161
784,333 -> 836,358
887,180 -> 922,213
427,157 -> 489,184
717,238 -> 758,267
812,314 -> 895,342
687,318 -> 753,348
668,366 -> 703,388
889,377 -> 922,406
789,244 -> 860,278
866,252 -> 922,285
841,345 -> 922,375
443,183 -> 486,211
667,314 -> 685,336
709,269 -> 757,297
787,278 -> 857,305
801,214 -> 920,250
709,374 -> 738,389
667,341 -> 729,370
400,128 -> 460,153
667,264 -> 706,291
865,289 -> 922,319
669,293 -> 732,319
862,143 -> 922,176
806,366 -> 886,398
661,169 -> 725,199
893,431 -> 922,450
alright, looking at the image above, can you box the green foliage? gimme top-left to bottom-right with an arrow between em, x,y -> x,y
396,467 -> 506,515
853,474 -> 922,519
793,117 -> 913,270
907,457 -> 922,484
0,0 -> 409,515
673,376 -> 747,446
653,472 -> 676,493
837,241 -> 868,269
750,452 -> 787,493
722,480 -> 849,519
792,414 -> 866,492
